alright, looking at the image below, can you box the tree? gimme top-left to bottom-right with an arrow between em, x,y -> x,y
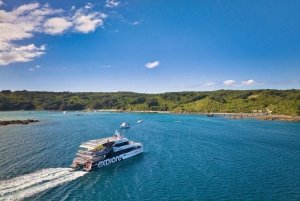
60,102 -> 67,110
22,103 -> 35,110
146,98 -> 159,108
1,90 -> 11,94
296,104 -> 300,116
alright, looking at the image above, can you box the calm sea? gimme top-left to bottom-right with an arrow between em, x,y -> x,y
0,111 -> 299,200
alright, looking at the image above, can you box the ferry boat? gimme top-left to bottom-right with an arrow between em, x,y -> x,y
70,130 -> 143,172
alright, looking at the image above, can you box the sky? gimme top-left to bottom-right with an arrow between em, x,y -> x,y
0,0 -> 300,93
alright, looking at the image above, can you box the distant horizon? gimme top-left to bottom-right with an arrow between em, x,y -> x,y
2,88 -> 300,95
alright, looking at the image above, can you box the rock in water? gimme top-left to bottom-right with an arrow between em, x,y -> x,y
0,119 -> 40,126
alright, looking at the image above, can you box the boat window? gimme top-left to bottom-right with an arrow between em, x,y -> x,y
123,148 -> 134,153
114,142 -> 129,147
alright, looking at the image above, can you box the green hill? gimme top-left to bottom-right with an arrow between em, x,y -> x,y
1,89 -> 300,116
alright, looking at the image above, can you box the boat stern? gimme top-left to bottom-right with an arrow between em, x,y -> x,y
70,158 -> 90,170
83,162 -> 92,172
70,162 -> 80,169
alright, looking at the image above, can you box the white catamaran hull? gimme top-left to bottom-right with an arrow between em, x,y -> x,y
87,146 -> 143,171
70,130 -> 143,172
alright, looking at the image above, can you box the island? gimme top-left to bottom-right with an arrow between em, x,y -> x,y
0,89 -> 300,118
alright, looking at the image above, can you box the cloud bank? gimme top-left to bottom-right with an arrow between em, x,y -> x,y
0,1 -> 107,65
176,79 -> 300,89
145,61 -> 160,68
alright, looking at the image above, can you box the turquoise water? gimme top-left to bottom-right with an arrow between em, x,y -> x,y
0,111 -> 300,200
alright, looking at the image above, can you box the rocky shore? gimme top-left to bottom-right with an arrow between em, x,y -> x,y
257,115 -> 300,122
0,119 -> 40,126
204,112 -> 300,122
227,114 -> 300,122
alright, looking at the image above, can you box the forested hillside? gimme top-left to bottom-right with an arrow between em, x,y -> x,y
0,89 -> 300,116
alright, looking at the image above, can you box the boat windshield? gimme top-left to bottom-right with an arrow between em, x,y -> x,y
77,147 -> 94,156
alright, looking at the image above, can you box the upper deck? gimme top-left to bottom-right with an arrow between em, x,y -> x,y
80,130 -> 126,150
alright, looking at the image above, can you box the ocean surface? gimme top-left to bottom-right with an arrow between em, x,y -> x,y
0,111 -> 300,200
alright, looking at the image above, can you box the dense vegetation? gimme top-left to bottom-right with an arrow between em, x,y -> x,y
1,89 -> 300,116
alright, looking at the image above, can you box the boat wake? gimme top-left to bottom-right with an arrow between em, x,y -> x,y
0,168 -> 86,200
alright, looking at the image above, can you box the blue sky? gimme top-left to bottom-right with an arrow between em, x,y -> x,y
0,0 -> 299,93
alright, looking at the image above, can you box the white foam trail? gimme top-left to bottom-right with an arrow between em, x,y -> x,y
0,168 -> 87,200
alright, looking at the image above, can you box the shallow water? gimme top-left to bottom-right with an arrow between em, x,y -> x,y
0,111 -> 299,200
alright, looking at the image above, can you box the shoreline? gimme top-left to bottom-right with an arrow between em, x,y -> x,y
1,109 -> 299,122
206,113 -> 300,122
100,110 -> 300,121
256,115 -> 300,122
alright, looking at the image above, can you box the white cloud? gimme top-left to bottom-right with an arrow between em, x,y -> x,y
242,79 -> 255,85
12,3 -> 39,16
43,17 -> 72,35
223,80 -> 236,86
73,8 -> 106,33
36,65 -> 40,68
29,68 -> 34,71
85,3 -> 93,9
30,6 -> 63,17
203,82 -> 216,86
145,61 -> 160,68
105,0 -> 120,8
0,2 -> 108,65
131,21 -> 141,25
0,44 -> 45,65
101,65 -> 111,68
